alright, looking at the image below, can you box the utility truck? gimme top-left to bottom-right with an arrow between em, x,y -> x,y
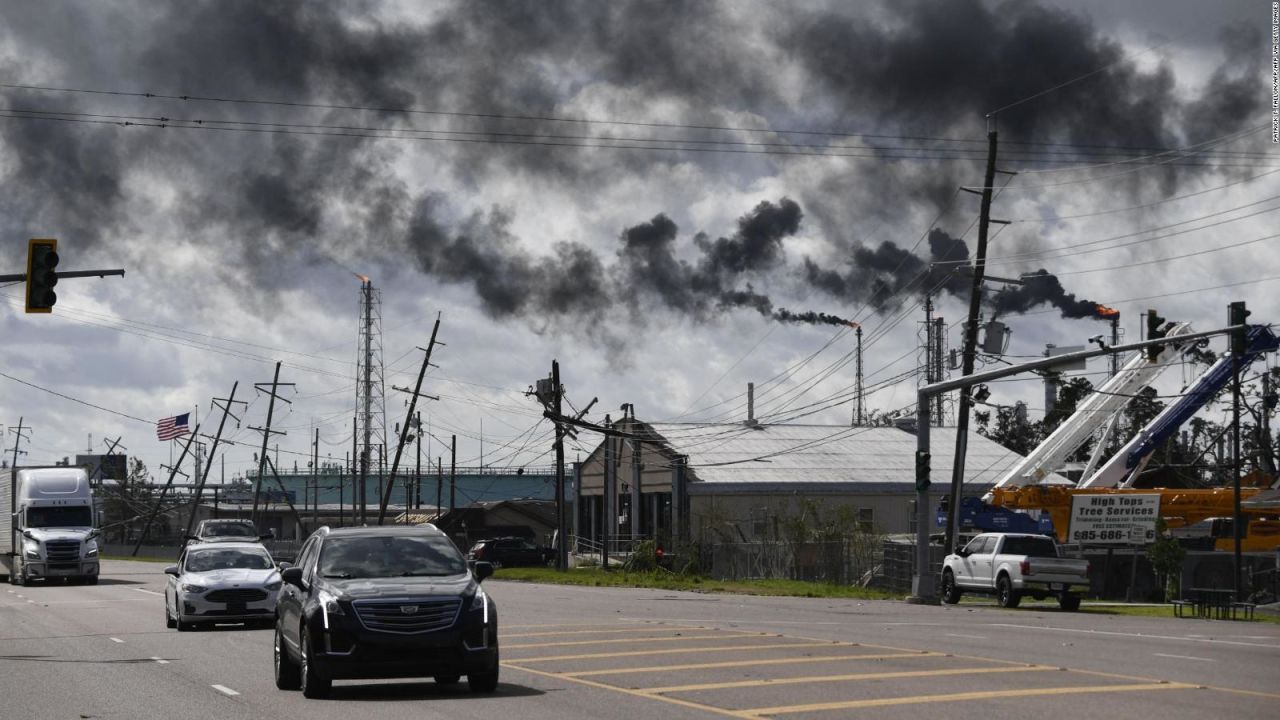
1,466 -> 100,585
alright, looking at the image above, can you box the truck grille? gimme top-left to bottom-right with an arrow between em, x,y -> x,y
45,540 -> 81,568
353,598 -> 461,634
206,588 -> 268,603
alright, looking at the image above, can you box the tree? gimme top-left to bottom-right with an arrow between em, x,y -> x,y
1147,518 -> 1186,602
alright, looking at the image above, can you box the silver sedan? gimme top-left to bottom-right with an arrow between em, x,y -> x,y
164,542 -> 281,631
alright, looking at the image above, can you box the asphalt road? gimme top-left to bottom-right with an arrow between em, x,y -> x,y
1,560 -> 1277,719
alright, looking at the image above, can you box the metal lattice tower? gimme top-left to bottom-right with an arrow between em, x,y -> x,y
355,278 -> 388,523
918,299 -> 949,426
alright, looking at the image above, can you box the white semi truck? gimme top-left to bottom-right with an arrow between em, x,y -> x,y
1,466 -> 100,585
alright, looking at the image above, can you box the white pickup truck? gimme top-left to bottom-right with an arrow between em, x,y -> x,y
941,532 -> 1090,611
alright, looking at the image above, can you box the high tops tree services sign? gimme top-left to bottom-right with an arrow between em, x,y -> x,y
1067,494 -> 1161,545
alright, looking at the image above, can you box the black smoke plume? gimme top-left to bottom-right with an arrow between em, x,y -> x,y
988,269 -> 1103,319
802,229 -> 971,310
773,309 -> 857,328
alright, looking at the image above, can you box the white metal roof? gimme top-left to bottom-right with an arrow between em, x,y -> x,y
644,423 -> 1068,492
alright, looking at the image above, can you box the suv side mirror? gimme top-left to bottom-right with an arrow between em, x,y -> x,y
163,565 -> 180,577
957,548 -> 970,557
281,566 -> 305,589
473,561 -> 494,583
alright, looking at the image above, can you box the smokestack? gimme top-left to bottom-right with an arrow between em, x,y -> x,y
746,383 -> 756,426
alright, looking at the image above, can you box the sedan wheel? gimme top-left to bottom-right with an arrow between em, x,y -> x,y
299,631 -> 331,699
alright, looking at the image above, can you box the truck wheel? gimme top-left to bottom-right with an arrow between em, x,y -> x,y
941,570 -> 962,604
1058,593 -> 1081,612
997,575 -> 1022,609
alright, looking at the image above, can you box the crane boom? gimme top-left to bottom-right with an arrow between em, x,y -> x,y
986,322 -> 1196,494
1079,324 -> 1280,488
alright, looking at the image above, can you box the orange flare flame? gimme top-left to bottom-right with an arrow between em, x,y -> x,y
1096,304 -> 1119,317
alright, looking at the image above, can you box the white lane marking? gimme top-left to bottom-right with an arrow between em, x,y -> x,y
150,656 -> 170,665
134,588 -> 163,596
1154,653 -> 1216,662
211,684 -> 240,697
945,633 -> 988,640
989,623 -> 1277,649
109,637 -> 124,644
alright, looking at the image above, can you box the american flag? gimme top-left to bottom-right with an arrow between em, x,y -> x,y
156,413 -> 191,441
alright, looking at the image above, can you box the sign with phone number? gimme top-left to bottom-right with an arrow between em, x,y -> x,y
1067,493 -> 1161,546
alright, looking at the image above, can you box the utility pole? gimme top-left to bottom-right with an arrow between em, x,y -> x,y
378,314 -> 442,524
853,326 -> 864,426
942,124 -> 1013,561
351,418 -> 357,524
436,457 -> 443,519
250,362 -> 293,527
133,426 -> 199,556
1230,301 -> 1249,598
183,383 -> 245,539
312,428 -> 319,530
414,411 -> 422,511
554,361 -> 567,570
449,436 -> 457,512
9,417 -> 28,469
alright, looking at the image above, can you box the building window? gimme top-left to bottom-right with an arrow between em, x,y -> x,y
857,507 -> 874,534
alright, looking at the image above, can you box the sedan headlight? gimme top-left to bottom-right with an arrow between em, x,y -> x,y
23,541 -> 40,560
180,583 -> 209,594
263,579 -> 282,592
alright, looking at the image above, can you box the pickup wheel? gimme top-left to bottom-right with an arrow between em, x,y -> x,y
997,575 -> 1022,609
1058,593 -> 1081,612
941,570 -> 962,604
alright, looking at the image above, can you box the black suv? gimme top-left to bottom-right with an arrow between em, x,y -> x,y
467,537 -> 553,568
273,525 -> 498,698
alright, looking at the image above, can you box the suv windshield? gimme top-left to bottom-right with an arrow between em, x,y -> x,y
27,506 -> 93,528
318,535 -> 466,579
185,548 -> 274,572
1001,536 -> 1059,558
201,522 -> 257,538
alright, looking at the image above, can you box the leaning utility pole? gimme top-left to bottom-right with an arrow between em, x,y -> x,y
133,425 -> 200,556
250,363 -> 293,526
182,383 -> 245,539
942,124 -> 1013,561
378,314 -> 442,524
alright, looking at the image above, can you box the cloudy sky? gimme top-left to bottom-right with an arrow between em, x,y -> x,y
0,0 -> 1273,485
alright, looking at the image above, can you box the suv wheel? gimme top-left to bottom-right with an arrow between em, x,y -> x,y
434,674 -> 460,686
165,599 -> 177,629
299,631 -> 331,698
468,661 -> 500,693
274,623 -> 301,690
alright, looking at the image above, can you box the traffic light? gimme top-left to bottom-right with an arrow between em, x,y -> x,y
25,238 -> 58,313
914,450 -> 931,493
1229,301 -> 1250,355
1145,309 -> 1167,360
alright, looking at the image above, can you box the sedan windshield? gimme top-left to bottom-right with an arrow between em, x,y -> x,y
201,523 -> 256,537
318,535 -> 466,579
185,548 -> 274,572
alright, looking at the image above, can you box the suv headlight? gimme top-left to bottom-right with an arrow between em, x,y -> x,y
84,540 -> 99,559
317,589 -> 344,629
181,583 -> 208,594
470,588 -> 489,623
23,541 -> 40,560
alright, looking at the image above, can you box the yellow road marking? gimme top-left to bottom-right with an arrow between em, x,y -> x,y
505,633 -> 766,650
505,662 -> 745,719
642,665 -> 1053,694
506,640 -> 847,664
734,682 -> 1195,717
563,652 -> 942,678
504,625 -> 708,639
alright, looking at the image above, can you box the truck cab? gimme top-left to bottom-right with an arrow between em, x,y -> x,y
2,467 -> 100,585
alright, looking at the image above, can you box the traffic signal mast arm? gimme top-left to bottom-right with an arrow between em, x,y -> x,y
987,322 -> 1197,495
1078,324 -> 1280,489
